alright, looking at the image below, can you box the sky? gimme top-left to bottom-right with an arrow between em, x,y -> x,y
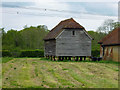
0,0 -> 119,32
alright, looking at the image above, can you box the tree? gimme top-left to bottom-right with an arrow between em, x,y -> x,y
97,19 -> 120,33
88,31 -> 106,57
23,25 -> 28,29
112,22 -> 120,29
0,28 -> 6,37
2,25 -> 49,51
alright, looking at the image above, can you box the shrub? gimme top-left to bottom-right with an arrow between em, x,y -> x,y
11,51 -> 21,57
1,50 -> 12,57
20,50 -> 44,57
92,50 -> 100,57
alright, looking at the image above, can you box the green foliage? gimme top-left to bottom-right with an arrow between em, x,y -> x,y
20,50 -> 44,57
2,25 -> 49,51
1,50 -> 44,57
91,50 -> 100,57
2,57 -> 13,63
1,50 -> 12,57
88,31 -> 106,57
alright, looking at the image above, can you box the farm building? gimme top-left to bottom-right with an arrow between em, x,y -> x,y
43,18 -> 93,61
98,27 -> 120,62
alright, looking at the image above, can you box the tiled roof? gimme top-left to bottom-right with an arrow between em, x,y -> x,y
98,27 -> 120,45
43,18 -> 85,40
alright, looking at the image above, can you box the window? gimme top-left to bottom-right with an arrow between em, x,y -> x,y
72,31 -> 75,36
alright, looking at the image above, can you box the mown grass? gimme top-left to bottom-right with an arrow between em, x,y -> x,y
1,57 -> 13,63
2,57 -> 119,88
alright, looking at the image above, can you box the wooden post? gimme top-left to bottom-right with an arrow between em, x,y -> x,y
80,56 -> 82,61
56,56 -> 59,61
53,56 -> 56,61
76,56 -> 78,61
48,55 -> 50,59
73,56 -> 75,61
61,56 -> 64,61
52,56 -> 54,61
83,56 -> 86,61
68,56 -> 71,60
51,55 -> 52,60
65,56 -> 67,60
58,56 -> 61,61
46,55 -> 48,59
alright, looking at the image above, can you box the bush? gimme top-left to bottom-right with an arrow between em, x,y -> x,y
11,51 -> 21,57
92,50 -> 100,57
1,50 -> 12,57
20,50 -> 44,57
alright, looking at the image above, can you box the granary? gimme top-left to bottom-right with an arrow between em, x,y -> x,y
43,18 -> 93,61
98,27 -> 120,62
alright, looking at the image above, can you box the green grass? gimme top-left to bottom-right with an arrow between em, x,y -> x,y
1,57 -> 13,63
2,57 -> 119,88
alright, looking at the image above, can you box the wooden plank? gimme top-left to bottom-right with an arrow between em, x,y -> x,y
56,29 -> 92,56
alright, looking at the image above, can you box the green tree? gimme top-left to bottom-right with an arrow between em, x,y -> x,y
88,31 -> 106,57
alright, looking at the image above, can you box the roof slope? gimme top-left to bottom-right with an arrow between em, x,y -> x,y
44,18 -> 87,40
98,27 -> 120,45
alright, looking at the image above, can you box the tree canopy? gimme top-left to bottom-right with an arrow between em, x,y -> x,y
97,19 -> 120,33
1,25 -> 49,51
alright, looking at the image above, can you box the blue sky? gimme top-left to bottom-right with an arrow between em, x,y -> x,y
0,0 -> 119,31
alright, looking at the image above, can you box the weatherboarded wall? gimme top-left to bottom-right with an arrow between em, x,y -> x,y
56,29 -> 91,56
44,40 -> 56,56
101,45 -> 120,62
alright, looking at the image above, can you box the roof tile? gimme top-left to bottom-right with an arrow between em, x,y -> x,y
44,18 -> 85,40
98,27 -> 120,45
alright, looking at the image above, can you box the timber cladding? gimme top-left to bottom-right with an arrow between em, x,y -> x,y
44,18 -> 93,57
44,40 -> 56,56
56,29 -> 91,56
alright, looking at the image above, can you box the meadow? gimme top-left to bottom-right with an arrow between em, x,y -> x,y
2,57 -> 119,88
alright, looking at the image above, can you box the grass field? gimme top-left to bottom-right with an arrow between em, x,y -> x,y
2,57 -> 119,88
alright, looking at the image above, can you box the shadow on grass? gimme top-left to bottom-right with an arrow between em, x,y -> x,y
2,57 -> 119,65
40,57 -> 120,65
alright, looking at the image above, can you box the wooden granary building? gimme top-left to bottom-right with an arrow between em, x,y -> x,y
98,27 -> 120,62
43,18 -> 93,61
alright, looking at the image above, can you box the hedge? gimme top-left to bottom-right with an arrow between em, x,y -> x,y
1,50 -> 44,57
1,49 -> 99,57
19,50 -> 44,57
92,50 -> 100,57
1,50 -> 12,57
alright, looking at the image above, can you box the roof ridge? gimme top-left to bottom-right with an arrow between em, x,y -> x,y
44,18 -> 88,40
98,27 -> 120,45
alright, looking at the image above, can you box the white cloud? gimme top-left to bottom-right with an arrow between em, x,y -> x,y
2,7 -> 117,31
1,1 -> 118,32
33,0 -> 70,10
